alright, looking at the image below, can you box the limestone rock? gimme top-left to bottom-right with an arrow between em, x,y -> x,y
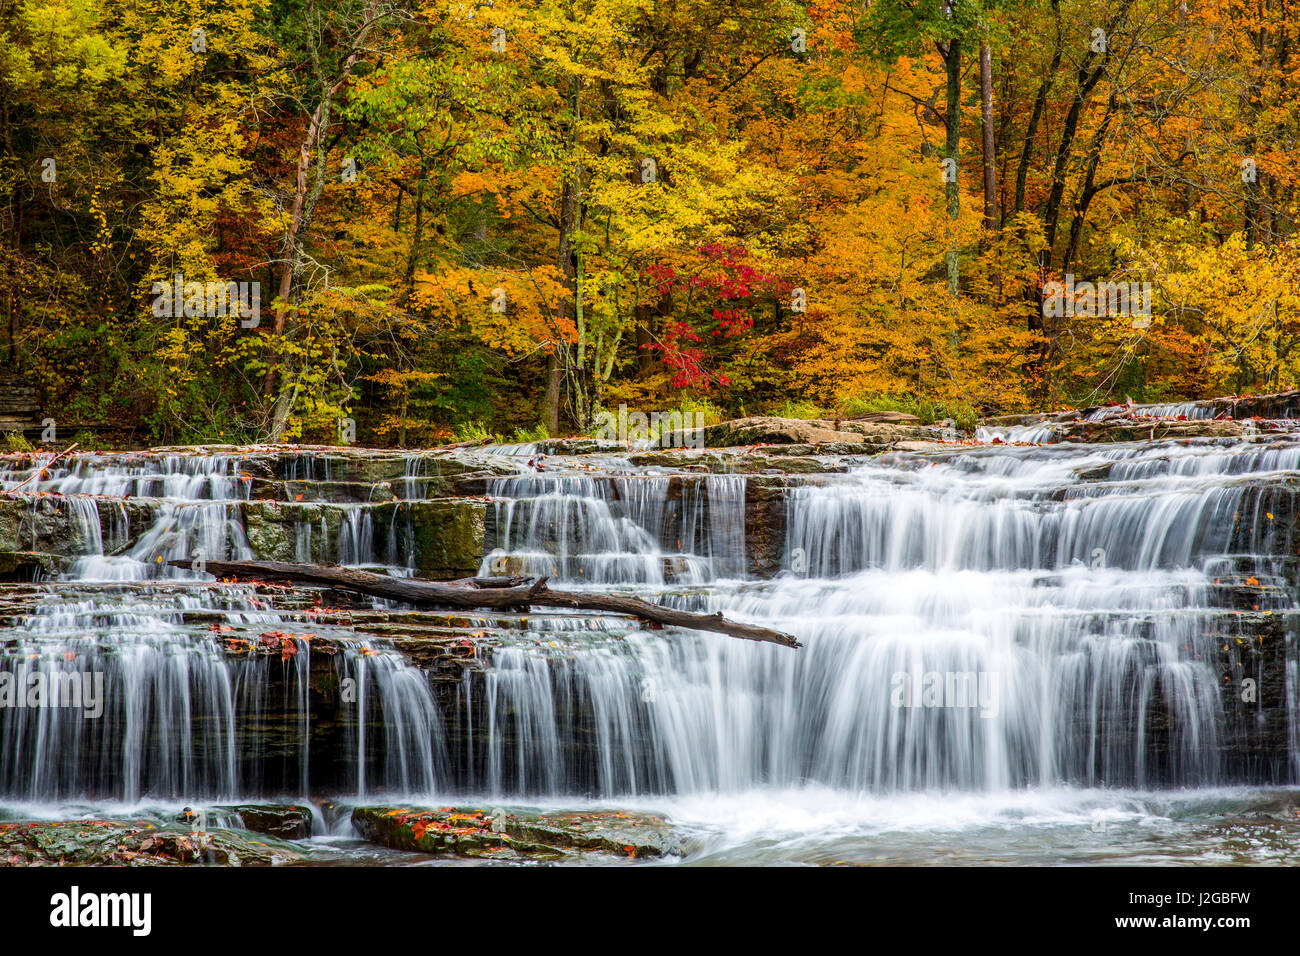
351,805 -> 680,861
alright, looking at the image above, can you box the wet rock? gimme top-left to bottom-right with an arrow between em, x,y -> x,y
1073,462 -> 1115,481
529,438 -> 631,456
750,443 -> 880,460
694,416 -> 938,449
745,479 -> 792,578
215,804 -> 314,839
375,500 -> 485,578
1211,613 -> 1291,783
835,420 -> 943,443
249,479 -> 398,503
889,440 -> 954,453
1053,419 -> 1245,443
625,447 -> 861,474
0,496 -> 70,554
351,805 -> 679,861
700,417 -> 875,447
242,501 -> 341,562
1080,391 -> 1300,422
0,550 -> 61,580
0,820 -> 307,866
241,498 -> 485,574
267,450 -> 407,484
481,551 -> 696,583
315,450 -> 486,485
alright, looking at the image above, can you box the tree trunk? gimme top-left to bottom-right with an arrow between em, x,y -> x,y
1014,0 -> 1061,216
542,351 -> 561,435
175,560 -> 802,649
944,37 -> 962,298
1042,0 -> 1132,263
979,41 -> 998,235
263,0 -> 385,440
403,156 -> 428,295
546,129 -> 580,436
1062,93 -> 1119,274
635,303 -> 655,376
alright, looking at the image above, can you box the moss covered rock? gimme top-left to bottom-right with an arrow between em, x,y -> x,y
351,805 -> 679,861
376,500 -> 485,578
0,819 -> 307,866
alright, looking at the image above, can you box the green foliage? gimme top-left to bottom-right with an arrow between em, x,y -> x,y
3,0 -> 1296,446
769,399 -> 826,420
674,396 -> 726,427
70,429 -> 101,450
838,394 -> 980,431
452,421 -> 494,443
860,0 -> 996,58
5,431 -> 34,453
507,422 -> 551,444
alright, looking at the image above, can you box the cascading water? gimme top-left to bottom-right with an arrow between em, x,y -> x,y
0,453 -> 444,801
975,421 -> 1063,444
1,436 -> 1297,864
481,472 -> 747,585
467,439 -> 1300,797
1086,401 -> 1216,421
337,506 -> 375,566
975,396 -> 1293,443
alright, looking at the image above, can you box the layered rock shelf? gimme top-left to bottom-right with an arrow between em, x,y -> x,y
1,392 -> 1299,830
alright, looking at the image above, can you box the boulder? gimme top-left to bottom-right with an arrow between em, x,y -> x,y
215,804 -> 314,840
1053,419 -> 1245,443
351,805 -> 680,861
0,819 -> 307,866
0,550 -> 61,580
700,417 -> 877,447
695,416 -> 940,448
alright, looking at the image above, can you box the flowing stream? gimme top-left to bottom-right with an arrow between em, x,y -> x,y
1,437 -> 1298,863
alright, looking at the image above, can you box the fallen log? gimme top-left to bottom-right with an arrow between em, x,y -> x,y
173,559 -> 801,649
3,443 -> 79,495
442,574 -> 533,589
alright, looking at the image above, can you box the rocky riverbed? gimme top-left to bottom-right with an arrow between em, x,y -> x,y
1,392 -> 1300,864
0,802 -> 682,866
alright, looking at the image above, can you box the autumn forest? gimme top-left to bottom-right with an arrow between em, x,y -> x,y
2,0 -> 1296,445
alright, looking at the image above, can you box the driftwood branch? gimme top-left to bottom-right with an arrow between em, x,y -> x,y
4,443 -> 79,496
174,560 -> 801,649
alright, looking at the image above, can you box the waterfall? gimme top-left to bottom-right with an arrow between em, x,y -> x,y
0,452 -> 445,801
337,506 -> 375,566
975,422 -> 1063,444
463,439 -> 1300,796
1,437 -> 1297,809
1086,401 -> 1216,421
480,473 -> 748,584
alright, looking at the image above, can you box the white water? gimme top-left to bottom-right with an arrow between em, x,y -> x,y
468,440 -> 1299,797
480,473 -> 746,584
0,453 -> 445,800
0,439 -> 1297,852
